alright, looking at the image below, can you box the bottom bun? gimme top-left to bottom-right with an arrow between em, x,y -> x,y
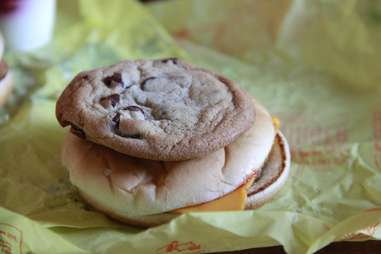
78,131 -> 291,227
0,71 -> 13,107
80,190 -> 179,227
246,131 -> 291,209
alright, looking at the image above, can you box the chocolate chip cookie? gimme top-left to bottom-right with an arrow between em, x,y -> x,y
56,58 -> 255,161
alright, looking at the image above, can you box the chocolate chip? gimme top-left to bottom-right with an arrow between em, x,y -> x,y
112,112 -> 121,129
70,124 -> 86,139
123,105 -> 145,115
112,106 -> 146,136
110,94 -> 120,107
112,112 -> 143,139
100,94 -> 120,108
161,57 -> 178,64
103,73 -> 123,88
112,106 -> 144,127
140,77 -> 156,89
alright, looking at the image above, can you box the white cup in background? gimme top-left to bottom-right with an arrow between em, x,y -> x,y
0,0 -> 56,52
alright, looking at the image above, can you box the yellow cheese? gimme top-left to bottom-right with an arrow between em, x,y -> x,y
272,116 -> 281,130
174,175 -> 256,213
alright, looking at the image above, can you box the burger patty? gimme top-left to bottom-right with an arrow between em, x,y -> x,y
248,134 -> 284,195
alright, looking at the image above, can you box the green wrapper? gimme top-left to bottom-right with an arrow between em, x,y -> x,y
0,0 -> 380,253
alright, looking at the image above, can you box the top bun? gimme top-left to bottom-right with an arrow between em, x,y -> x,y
62,100 -> 275,217
56,59 -> 255,161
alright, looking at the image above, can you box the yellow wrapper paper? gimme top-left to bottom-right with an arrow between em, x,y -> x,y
0,0 -> 381,253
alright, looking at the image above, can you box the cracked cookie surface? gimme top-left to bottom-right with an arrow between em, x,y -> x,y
56,59 -> 255,161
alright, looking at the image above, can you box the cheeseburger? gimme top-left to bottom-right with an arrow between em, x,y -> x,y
56,59 -> 291,227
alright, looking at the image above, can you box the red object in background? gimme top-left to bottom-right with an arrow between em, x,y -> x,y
0,0 -> 22,15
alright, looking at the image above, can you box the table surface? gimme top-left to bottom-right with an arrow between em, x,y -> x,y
140,0 -> 381,253
213,241 -> 381,254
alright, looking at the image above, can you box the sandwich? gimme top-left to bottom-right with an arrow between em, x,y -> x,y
56,59 -> 291,227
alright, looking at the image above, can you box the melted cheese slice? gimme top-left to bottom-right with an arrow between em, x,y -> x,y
174,175 -> 256,213
272,116 -> 281,130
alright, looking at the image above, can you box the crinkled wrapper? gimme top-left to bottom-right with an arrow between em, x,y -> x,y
0,0 -> 380,253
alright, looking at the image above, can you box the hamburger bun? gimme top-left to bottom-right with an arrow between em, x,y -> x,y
77,130 -> 290,227
62,100 -> 291,226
